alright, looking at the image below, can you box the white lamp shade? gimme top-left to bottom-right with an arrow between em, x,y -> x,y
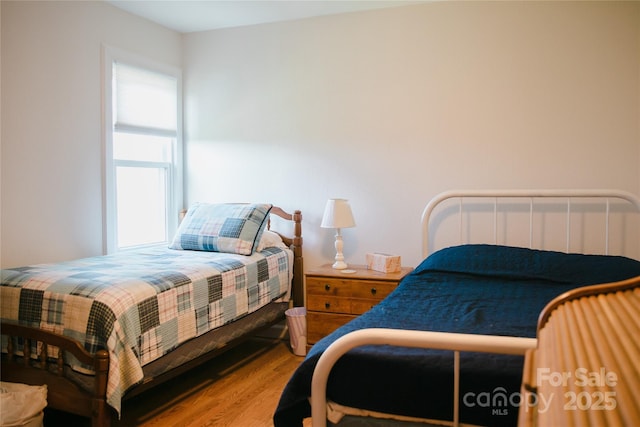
321,199 -> 356,229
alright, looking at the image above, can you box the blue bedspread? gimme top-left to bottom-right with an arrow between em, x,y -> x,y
274,245 -> 640,426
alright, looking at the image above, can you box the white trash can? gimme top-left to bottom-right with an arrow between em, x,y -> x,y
0,382 -> 47,427
285,307 -> 307,356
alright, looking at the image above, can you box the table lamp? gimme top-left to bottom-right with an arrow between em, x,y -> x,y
321,198 -> 356,270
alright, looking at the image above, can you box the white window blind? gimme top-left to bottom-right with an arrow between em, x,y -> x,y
113,63 -> 177,136
103,47 -> 183,254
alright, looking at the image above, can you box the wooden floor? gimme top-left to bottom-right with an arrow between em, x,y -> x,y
44,335 -> 309,426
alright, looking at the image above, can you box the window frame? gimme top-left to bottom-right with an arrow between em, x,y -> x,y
102,45 -> 183,254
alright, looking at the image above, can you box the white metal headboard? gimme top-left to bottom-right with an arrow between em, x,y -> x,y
421,189 -> 640,259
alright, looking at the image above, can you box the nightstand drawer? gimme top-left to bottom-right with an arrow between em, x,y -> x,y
350,280 -> 396,300
307,295 -> 351,313
306,277 -> 352,296
350,298 -> 384,315
307,312 -> 354,343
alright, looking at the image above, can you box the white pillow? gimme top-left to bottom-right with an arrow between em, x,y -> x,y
256,230 -> 287,252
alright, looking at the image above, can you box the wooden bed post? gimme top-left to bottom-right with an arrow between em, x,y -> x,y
92,349 -> 111,427
291,210 -> 304,307
271,207 -> 303,306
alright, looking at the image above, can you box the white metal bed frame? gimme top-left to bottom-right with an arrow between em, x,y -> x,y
310,189 -> 640,427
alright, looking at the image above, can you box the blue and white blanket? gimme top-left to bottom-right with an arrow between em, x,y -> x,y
1,245 -> 292,414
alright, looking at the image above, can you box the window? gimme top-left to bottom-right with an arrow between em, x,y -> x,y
103,47 -> 182,253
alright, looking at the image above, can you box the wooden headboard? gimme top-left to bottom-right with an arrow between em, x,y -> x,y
270,206 -> 304,307
179,205 -> 304,306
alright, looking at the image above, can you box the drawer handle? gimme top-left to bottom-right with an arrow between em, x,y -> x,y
325,284 -> 331,291
371,287 -> 377,295
325,302 -> 331,309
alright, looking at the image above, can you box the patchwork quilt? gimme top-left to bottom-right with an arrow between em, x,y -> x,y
1,245 -> 292,415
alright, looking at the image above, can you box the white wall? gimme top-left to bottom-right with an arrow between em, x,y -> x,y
2,1 -> 639,270
1,1 -> 181,267
183,1 -> 640,268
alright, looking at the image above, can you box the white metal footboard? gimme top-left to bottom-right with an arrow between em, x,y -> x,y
310,328 -> 536,427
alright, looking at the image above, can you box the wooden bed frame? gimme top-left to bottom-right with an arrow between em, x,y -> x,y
1,207 -> 303,427
309,189 -> 640,427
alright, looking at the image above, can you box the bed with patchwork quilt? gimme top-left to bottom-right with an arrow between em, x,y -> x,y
1,203 -> 303,426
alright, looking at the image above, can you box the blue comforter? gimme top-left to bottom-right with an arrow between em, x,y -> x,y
274,245 -> 640,426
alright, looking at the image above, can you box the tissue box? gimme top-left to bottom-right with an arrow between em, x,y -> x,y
366,253 -> 402,273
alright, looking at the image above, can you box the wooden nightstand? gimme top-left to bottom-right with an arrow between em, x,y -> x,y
305,264 -> 413,346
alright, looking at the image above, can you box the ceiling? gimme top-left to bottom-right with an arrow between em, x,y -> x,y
106,0 -> 426,33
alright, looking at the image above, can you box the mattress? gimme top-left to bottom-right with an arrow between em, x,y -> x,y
1,244 -> 293,414
274,244 -> 640,427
